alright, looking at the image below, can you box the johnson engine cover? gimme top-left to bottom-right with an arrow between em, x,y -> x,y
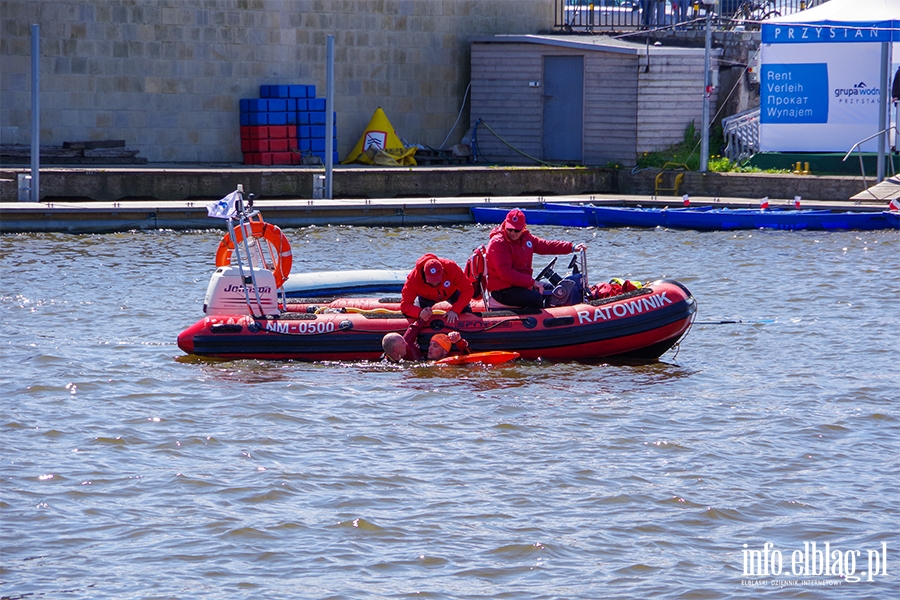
203,266 -> 279,316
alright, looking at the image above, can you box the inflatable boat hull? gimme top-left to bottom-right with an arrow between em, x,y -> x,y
177,279 -> 696,362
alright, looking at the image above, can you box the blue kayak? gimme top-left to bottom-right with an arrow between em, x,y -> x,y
470,204 -> 592,227
584,205 -> 897,231
663,207 -> 893,231
885,210 -> 900,229
585,205 -> 716,228
471,204 -> 898,231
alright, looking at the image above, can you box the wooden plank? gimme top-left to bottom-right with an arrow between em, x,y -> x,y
62,140 -> 127,149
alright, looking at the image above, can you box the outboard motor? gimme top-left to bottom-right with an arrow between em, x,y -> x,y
203,265 -> 279,316
201,184 -> 292,318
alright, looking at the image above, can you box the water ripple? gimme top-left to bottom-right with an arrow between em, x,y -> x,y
1,227 -> 898,598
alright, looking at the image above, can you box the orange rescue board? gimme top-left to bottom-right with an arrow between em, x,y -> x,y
436,351 -> 520,366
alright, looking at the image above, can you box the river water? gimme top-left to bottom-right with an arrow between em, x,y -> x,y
1,223 -> 898,599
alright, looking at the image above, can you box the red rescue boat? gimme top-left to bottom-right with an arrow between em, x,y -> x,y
177,188 -> 697,362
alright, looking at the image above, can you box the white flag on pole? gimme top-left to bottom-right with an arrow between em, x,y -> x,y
206,190 -> 240,219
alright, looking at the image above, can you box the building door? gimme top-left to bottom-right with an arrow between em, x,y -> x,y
542,55 -> 584,163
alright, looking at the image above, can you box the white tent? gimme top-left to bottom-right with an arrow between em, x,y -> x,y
764,0 -> 900,30
763,0 -> 900,27
759,0 -> 900,177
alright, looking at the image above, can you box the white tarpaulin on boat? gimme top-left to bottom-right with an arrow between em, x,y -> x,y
759,0 -> 900,152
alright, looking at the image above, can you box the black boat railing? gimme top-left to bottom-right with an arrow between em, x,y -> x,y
553,0 -> 831,33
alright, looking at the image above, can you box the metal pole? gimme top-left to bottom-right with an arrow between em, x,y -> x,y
877,41 -> 889,183
325,35 -> 334,199
699,8 -> 712,173
30,24 -> 40,202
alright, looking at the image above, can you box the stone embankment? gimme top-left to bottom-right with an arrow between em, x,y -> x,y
0,165 -> 870,203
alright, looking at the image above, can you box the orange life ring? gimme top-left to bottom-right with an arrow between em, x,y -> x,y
215,220 -> 293,289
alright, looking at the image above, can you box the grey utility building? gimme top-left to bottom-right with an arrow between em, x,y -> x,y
469,35 -> 721,167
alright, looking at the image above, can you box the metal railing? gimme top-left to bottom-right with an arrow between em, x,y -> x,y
554,0 -> 830,33
722,107 -> 760,162
842,127 -> 898,193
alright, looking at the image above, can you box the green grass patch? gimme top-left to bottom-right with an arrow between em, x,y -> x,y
635,122 -> 790,174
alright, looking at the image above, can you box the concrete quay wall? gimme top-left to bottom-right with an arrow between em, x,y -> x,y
0,166 -> 617,202
622,170 -> 869,204
1,0 -> 551,163
0,166 -> 869,204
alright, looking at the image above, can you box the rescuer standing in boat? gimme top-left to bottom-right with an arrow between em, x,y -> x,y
399,254 -> 474,325
486,208 -> 586,308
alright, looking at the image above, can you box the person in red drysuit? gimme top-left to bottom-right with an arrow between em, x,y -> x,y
399,254 -> 474,325
485,208 -> 586,308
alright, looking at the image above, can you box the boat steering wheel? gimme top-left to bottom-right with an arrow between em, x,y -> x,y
535,257 -> 558,282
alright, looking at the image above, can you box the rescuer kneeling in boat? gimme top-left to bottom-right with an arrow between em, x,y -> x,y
382,327 -> 469,362
486,208 -> 586,309
399,254 -> 474,325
